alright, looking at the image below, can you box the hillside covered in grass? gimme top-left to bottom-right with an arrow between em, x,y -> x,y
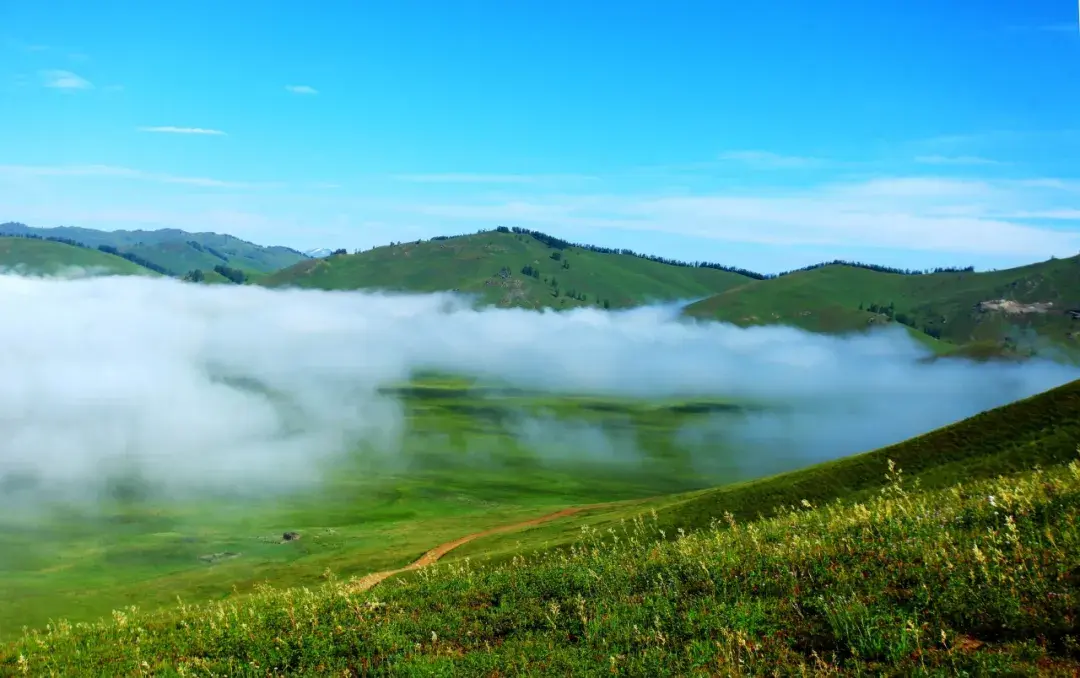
4,381 -> 1079,675
6,446 -> 1079,674
684,255 -> 1080,356
0,223 -> 308,278
0,236 -> 157,277
449,375 -> 1080,563
262,228 -> 757,309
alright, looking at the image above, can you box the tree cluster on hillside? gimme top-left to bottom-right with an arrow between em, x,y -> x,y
494,226 -> 769,280
213,264 -> 247,284
860,301 -> 943,339
187,241 -> 230,262
778,260 -> 975,278
96,245 -> 174,275
183,269 -> 206,283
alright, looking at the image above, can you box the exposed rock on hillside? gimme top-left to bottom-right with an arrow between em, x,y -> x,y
977,300 -> 1053,314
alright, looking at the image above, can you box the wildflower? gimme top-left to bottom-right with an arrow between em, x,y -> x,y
988,495 -> 996,507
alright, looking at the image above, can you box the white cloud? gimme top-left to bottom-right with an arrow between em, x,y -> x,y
1036,23 -> 1078,33
0,277 -> 1073,507
915,155 -> 1003,166
718,150 -> 825,169
402,175 -> 1080,259
40,69 -> 92,90
285,84 -> 318,95
137,126 -> 227,136
392,173 -> 598,186
0,164 -> 271,189
393,173 -> 545,184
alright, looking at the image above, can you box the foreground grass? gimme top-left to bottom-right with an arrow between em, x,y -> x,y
6,455 -> 1079,676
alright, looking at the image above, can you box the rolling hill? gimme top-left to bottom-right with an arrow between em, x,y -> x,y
5,379 -> 1079,675
684,255 -> 1080,357
0,222 -> 309,278
0,236 -> 158,277
262,228 -> 758,308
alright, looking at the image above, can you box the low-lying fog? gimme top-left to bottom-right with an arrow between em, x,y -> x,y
0,273 -> 1075,507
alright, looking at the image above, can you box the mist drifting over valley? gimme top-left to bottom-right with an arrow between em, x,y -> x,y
0,272 -> 1075,507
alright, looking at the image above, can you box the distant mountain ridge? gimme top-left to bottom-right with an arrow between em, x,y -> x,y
0,222 -> 309,277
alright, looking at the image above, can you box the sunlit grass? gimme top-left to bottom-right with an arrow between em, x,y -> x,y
6,454 -> 1079,675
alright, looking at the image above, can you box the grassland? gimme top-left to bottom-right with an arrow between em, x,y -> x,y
0,379 -> 759,640
450,376 -> 1080,566
0,223 -> 307,277
1,377 -> 1077,673
685,255 -> 1080,357
5,437 -> 1079,673
0,237 -> 156,277
262,231 -> 754,309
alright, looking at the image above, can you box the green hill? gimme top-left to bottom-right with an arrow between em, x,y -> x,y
0,236 -> 157,277
5,380 -> 1079,675
451,376 -> 1080,562
263,229 -> 756,309
0,222 -> 308,277
684,255 -> 1080,357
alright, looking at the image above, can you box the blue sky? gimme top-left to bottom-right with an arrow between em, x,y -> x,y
1,0 -> 1078,274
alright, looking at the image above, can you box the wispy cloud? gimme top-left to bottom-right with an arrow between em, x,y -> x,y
915,155 -> 1003,166
717,150 -> 825,169
397,175 -> 1080,259
40,69 -> 92,90
393,173 -> 544,184
392,173 -> 597,186
1034,23 -> 1077,33
137,126 -> 227,136
0,164 -> 272,189
285,84 -> 318,95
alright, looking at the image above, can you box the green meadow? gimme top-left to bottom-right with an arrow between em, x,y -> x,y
2,381 -> 1078,675
0,376 -> 767,641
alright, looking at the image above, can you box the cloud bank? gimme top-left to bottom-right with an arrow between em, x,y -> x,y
0,274 -> 1075,508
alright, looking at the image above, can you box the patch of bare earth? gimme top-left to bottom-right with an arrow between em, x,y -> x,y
977,299 -> 1053,314
345,507 -> 591,593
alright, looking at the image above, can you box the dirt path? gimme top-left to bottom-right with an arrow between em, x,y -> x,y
346,506 -> 589,593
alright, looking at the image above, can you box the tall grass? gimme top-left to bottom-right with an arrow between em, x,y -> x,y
5,455 -> 1080,676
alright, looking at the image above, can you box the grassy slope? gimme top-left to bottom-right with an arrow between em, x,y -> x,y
6,409 -> 1080,674
0,237 -> 155,277
263,231 -> 753,309
0,223 -> 308,276
0,383 -> 749,640
452,377 -> 1080,563
685,255 -> 1080,354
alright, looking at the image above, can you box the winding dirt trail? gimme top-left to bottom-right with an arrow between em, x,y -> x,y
346,506 -> 590,593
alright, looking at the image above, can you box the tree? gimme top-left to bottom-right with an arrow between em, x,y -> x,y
183,269 -> 205,283
213,264 -> 246,284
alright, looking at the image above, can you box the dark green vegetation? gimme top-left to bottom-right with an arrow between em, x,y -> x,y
4,381 -> 1079,675
0,378 -> 757,641
685,254 -> 1080,358
0,222 -> 307,279
263,229 -> 755,309
0,236 -> 156,277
